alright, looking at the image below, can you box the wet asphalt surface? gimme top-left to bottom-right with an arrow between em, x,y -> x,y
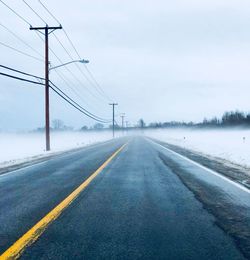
0,137 -> 249,259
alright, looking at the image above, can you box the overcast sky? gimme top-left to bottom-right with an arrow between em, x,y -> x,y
1,0 -> 250,130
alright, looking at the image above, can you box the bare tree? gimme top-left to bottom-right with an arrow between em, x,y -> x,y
52,119 -> 64,130
138,119 -> 146,128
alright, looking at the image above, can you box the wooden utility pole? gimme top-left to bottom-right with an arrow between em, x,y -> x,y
120,113 -> 125,129
30,25 -> 62,151
109,103 -> 118,138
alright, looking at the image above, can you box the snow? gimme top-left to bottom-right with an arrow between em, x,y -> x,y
1,128 -> 250,170
145,128 -> 250,168
0,131 -> 115,168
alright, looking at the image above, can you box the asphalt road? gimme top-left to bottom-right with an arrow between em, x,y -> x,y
0,137 -> 249,259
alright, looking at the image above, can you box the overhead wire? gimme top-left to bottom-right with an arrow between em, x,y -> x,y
49,81 -> 111,123
52,68 -> 99,113
0,64 -> 45,81
0,41 -> 44,62
52,34 -> 107,102
37,33 -> 108,114
2,1 -> 106,115
38,0 -> 113,102
0,22 -> 44,58
0,0 -> 32,26
57,33 -> 112,102
49,85 -> 111,123
38,0 -> 60,24
0,65 -> 111,122
49,45 -> 104,104
0,0 -> 46,54
0,0 -> 112,121
0,72 -> 44,86
22,0 -> 47,24
0,0 -> 46,63
83,65 -> 113,101
29,0 -> 113,115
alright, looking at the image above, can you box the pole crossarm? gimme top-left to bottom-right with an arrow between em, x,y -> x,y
30,25 -> 62,31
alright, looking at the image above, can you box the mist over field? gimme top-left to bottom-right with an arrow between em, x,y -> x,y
0,131 -> 117,166
144,128 -> 250,167
1,127 -> 250,170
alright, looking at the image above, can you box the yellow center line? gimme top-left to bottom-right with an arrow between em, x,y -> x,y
0,143 -> 127,260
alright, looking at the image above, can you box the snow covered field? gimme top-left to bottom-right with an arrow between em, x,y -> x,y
145,128 -> 250,168
0,131 -> 115,167
1,129 -> 250,170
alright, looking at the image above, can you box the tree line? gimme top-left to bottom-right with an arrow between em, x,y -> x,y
33,110 -> 250,132
146,111 -> 250,129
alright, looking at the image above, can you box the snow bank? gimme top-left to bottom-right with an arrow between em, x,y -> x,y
145,128 -> 250,168
0,131 -> 115,167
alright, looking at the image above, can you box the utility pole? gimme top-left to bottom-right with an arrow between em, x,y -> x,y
109,103 -> 118,138
30,25 -> 62,151
120,113 -> 125,129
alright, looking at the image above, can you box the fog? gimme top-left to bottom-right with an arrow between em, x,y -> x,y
0,131 -> 118,166
1,128 -> 250,169
144,128 -> 250,167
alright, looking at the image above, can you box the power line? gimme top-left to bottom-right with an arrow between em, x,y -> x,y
39,35 -> 108,111
50,84 -> 110,123
0,23 -> 43,58
0,64 -> 45,81
0,1 -> 112,120
49,81 -> 111,123
38,0 -> 60,24
52,33 -> 108,102
62,30 -> 113,102
0,41 -> 44,62
0,65 -> 111,122
0,0 -> 31,26
0,0 -> 50,60
0,71 -> 44,86
83,64 -> 113,101
57,32 -> 112,102
76,63 -> 111,102
22,0 -> 47,24
53,68 -> 101,113
38,0 -> 112,102
49,48 -> 103,102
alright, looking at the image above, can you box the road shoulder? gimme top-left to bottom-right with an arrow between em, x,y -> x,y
150,137 -> 250,189
0,139 -> 115,176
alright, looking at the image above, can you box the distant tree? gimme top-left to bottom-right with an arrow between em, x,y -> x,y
80,125 -> 88,131
202,118 -> 208,125
202,117 -> 220,126
93,123 -> 104,130
52,119 -> 64,130
149,122 -> 158,128
222,111 -> 245,125
138,119 -> 146,128
246,114 -> 250,124
210,117 -> 220,125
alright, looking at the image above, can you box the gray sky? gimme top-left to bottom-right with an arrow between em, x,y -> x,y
1,0 -> 250,130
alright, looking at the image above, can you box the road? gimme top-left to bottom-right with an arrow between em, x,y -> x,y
0,137 -> 249,259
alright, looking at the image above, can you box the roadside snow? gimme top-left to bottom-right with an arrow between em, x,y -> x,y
145,128 -> 250,168
0,131 -> 114,168
1,129 -> 250,171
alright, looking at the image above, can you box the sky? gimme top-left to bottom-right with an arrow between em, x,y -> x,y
1,0 -> 250,130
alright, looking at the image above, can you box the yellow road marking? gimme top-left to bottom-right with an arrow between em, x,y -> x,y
0,143 -> 127,260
